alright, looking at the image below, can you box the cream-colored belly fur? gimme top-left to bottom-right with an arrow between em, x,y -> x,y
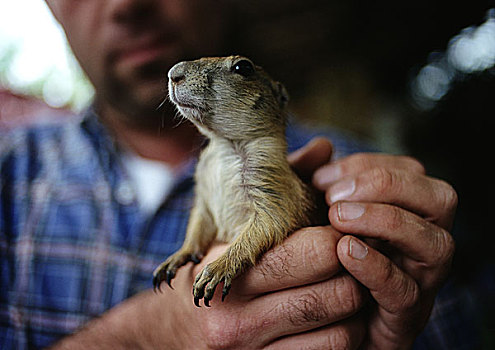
195,138 -> 251,242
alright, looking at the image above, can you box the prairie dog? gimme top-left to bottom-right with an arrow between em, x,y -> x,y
153,56 -> 312,306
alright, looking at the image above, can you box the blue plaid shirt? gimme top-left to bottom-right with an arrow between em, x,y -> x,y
0,108 -> 480,349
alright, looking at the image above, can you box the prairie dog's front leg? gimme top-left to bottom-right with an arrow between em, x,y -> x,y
193,211 -> 288,306
153,198 -> 216,290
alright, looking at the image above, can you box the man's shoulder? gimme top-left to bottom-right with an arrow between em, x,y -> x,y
0,111 -> 113,194
0,114 -> 100,179
0,115 -> 86,156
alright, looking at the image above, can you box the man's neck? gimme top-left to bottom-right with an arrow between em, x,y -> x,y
99,103 -> 201,169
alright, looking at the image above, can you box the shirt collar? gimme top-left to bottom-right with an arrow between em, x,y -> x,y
79,105 -> 197,191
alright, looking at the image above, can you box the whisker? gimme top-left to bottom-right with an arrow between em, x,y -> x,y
172,107 -> 188,128
156,97 -> 168,111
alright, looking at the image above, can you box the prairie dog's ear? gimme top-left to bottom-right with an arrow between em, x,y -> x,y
274,81 -> 289,109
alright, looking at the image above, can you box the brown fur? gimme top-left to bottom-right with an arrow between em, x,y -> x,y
153,56 -> 312,306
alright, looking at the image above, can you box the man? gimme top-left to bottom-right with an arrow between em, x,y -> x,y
0,0 -> 476,349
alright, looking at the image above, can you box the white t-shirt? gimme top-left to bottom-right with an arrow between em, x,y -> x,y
121,151 -> 176,215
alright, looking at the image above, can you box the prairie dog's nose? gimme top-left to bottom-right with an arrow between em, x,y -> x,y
168,62 -> 186,84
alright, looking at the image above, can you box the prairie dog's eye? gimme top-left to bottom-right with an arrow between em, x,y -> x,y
232,59 -> 255,77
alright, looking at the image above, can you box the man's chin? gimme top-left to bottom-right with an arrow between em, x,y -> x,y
133,79 -> 169,112
101,60 -> 176,126
102,84 -> 163,124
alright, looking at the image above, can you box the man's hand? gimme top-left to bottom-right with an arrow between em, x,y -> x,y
313,152 -> 457,349
52,226 -> 367,349
182,227 -> 367,349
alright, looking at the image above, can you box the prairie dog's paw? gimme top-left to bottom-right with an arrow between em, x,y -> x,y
153,250 -> 204,292
192,257 -> 237,307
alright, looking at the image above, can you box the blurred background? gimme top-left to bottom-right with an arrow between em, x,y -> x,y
1,0 -> 493,345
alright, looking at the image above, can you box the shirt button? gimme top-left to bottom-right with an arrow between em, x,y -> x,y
115,183 -> 135,206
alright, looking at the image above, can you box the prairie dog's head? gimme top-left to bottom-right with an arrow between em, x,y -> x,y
168,55 -> 289,140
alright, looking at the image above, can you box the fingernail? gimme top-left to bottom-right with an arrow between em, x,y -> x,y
313,164 -> 342,188
338,202 -> 365,221
349,238 -> 368,260
329,178 -> 355,203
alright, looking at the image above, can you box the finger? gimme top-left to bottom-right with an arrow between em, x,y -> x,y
233,226 -> 342,296
325,168 -> 458,230
265,312 -> 366,350
288,137 -> 333,181
253,274 -> 366,345
329,202 -> 455,289
337,235 -> 421,314
313,153 -> 425,190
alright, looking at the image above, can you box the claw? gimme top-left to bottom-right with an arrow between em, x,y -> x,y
166,270 -> 175,289
153,251 -> 206,295
191,253 -> 203,264
153,272 -> 163,293
191,260 -> 239,306
152,263 -> 176,293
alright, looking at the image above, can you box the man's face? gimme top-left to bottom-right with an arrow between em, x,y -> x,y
46,0 -> 227,124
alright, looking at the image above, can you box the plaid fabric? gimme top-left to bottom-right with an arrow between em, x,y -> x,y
0,108 -> 479,349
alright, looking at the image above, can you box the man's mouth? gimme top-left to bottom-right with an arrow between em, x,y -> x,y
113,34 -> 178,69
